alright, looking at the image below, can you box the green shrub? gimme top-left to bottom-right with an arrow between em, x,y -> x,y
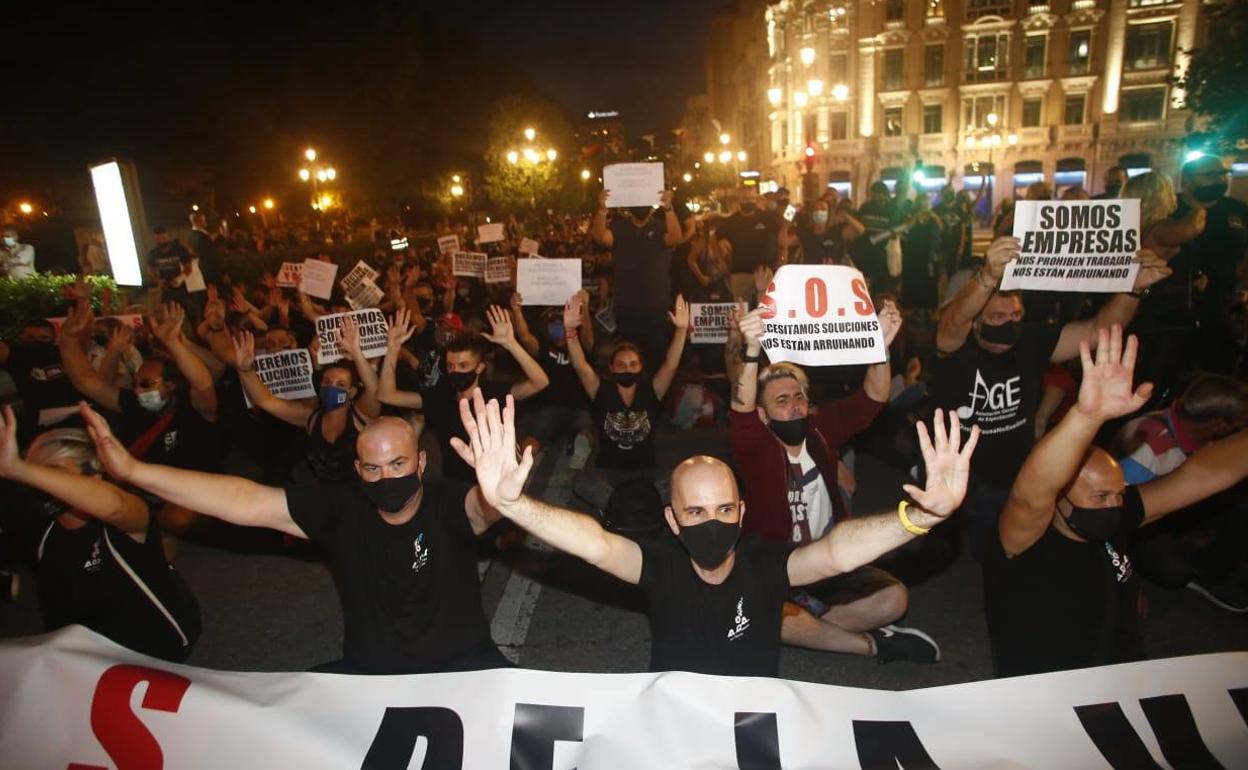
0,274 -> 122,342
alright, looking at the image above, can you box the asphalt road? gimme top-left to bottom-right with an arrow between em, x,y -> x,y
2,423 -> 1246,686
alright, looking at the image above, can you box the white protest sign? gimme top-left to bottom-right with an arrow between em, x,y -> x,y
485,256 -> 512,284
339,260 -> 379,294
690,302 -> 747,344
452,251 -> 487,278
315,308 -> 389,364
603,162 -> 664,208
519,237 -> 540,255
276,262 -> 303,287
184,259 -> 206,293
437,234 -> 460,255
4,626 -> 1248,770
300,259 -> 339,300
759,264 -> 886,366
344,279 -> 384,310
1000,199 -> 1141,292
46,313 -> 145,337
477,222 -> 505,243
516,258 -> 582,305
243,348 -> 316,408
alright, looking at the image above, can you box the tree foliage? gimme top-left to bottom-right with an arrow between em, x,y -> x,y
1173,1 -> 1248,151
483,96 -> 581,213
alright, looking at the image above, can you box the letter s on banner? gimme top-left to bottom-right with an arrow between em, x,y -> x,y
67,664 -> 191,770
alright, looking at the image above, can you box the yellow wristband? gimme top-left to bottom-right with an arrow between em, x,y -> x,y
898,501 -> 930,536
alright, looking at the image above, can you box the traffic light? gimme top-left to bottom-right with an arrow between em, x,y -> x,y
803,144 -> 816,173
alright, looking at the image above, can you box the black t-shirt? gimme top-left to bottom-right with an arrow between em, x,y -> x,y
983,486 -> 1145,677
421,379 -> 511,483
610,216 -> 671,311
717,211 -> 780,274
5,342 -> 81,415
146,241 -> 192,282
933,202 -> 966,259
116,389 -> 220,472
932,323 -> 1061,487
536,340 -> 588,409
1175,196 -> 1248,320
592,378 -> 659,470
796,223 -> 845,265
284,478 -> 497,673
639,533 -> 793,676
2,491 -> 200,661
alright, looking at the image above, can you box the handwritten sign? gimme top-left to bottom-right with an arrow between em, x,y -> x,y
300,259 -> 339,300
485,256 -> 512,284
315,309 -> 389,364
1000,200 -> 1141,293
478,223 -> 506,243
453,252 -> 487,278
603,162 -> 665,209
243,348 -> 316,408
437,234 -> 460,255
276,262 -> 303,288
759,265 -> 885,367
516,258 -> 582,306
519,237 -> 540,255
690,302 -> 747,344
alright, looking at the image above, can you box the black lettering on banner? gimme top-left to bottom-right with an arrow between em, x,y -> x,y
1040,205 -> 1055,229
734,711 -> 781,770
1071,206 -> 1089,230
852,720 -> 941,769
1074,699 -> 1227,770
1139,694 -> 1226,770
509,703 -> 584,770
360,707 -> 464,770
1106,203 -> 1121,228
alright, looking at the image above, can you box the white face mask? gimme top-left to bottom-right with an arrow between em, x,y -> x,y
3,237 -> 16,248
812,210 -> 829,225
136,389 -> 167,412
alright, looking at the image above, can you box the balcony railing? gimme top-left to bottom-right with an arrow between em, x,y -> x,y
880,135 -> 915,154
918,134 -> 955,152
1057,124 -> 1094,142
1018,126 -> 1051,145
966,2 -> 1012,20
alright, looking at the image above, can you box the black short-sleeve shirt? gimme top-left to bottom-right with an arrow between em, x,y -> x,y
932,323 -> 1062,487
983,486 -> 1146,677
116,390 -> 220,472
284,478 -> 497,673
420,379 -> 511,483
592,379 -> 659,470
717,212 -> 780,274
639,533 -> 793,677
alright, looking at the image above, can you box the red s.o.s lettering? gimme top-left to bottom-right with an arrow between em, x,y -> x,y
68,664 -> 191,770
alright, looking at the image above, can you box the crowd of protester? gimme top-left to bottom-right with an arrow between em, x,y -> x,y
0,153 -> 1245,682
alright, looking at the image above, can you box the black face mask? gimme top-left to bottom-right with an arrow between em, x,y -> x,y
361,471 -> 424,513
615,371 -> 641,388
768,416 -> 808,445
446,370 -> 479,393
1191,182 -> 1228,204
677,518 -> 742,569
416,298 -> 434,313
978,320 -> 1023,347
629,206 -> 653,221
1062,498 -> 1122,542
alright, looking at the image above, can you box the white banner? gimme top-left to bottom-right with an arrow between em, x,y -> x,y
1,627 -> 1246,769
603,162 -> 664,208
453,252 -> 487,278
437,234 -> 461,255
244,348 -> 316,408
759,265 -> 886,366
478,223 -> 506,244
276,261 -> 303,288
345,279 -> 384,310
517,258 -> 582,306
690,302 -> 746,344
485,256 -> 512,284
300,259 -> 339,300
315,308 -> 389,364
1001,199 -> 1141,292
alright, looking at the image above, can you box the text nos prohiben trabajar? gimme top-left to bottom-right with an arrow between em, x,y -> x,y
1015,202 -> 1139,280
763,319 -> 879,351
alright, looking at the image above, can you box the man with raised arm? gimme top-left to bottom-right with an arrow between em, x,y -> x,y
987,324 -> 1248,676
78,402 -> 509,674
451,389 -> 978,677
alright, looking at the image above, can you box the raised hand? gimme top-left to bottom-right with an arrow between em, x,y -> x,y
232,329 -> 256,371
61,302 -> 95,338
983,236 -> 1020,281
563,293 -> 583,331
481,305 -> 515,346
1075,324 -> 1152,422
80,402 -> 139,482
598,190 -> 611,209
668,294 -> 690,329
387,308 -> 415,351
877,299 -> 903,347
0,405 -> 21,479
449,390 -> 534,509
1132,248 -> 1173,291
735,305 -> 766,349
659,189 -> 673,209
510,291 -> 524,315
339,314 -> 362,358
753,265 -> 774,295
108,323 -> 134,353
65,279 -> 92,302
902,408 -> 979,518
152,303 -> 186,343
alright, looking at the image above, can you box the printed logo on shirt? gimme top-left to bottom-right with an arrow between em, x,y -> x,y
1103,542 -> 1133,584
411,533 -> 430,573
1228,215 -> 1244,230
955,370 -> 1026,436
30,364 -> 65,382
603,409 -> 651,450
163,430 -> 178,453
547,349 -> 570,366
726,597 -> 751,641
83,539 -> 102,573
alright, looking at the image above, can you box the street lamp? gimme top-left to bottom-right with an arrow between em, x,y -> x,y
807,79 -> 824,97
682,172 -> 693,183
451,184 -> 464,198
794,91 -> 809,108
718,150 -> 733,163
507,128 -> 559,209
546,148 -> 557,162
299,148 -> 339,229
263,198 -> 275,210
719,132 -> 731,146
507,150 -> 520,165
248,205 -> 257,214
298,168 -> 311,181
832,83 -> 849,101
768,87 -> 782,105
736,150 -> 747,162
704,151 -> 715,163
304,148 -> 317,162
800,47 -> 816,66
581,169 -> 592,181
17,202 -> 33,215
524,127 -> 536,142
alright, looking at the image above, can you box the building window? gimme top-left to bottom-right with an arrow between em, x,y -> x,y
1067,29 -> 1092,74
1024,34 -> 1047,79
830,111 -> 848,140
923,104 -> 943,134
1064,94 -> 1086,125
1022,97 -> 1043,127
927,0 -> 945,20
967,0 -> 1012,20
884,107 -> 904,136
924,45 -> 944,86
885,0 -> 904,22
963,94 -> 1006,129
829,52 -> 848,85
1121,87 -> 1167,121
1125,21 -> 1173,70
884,49 -> 904,90
964,32 -> 1010,82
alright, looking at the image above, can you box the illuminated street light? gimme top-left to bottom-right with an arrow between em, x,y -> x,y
794,91 -> 809,108
807,79 -> 823,97
263,198 -> 275,210
1007,133 -> 1019,146
546,148 -> 558,161
1185,149 -> 1206,162
767,87 -> 782,105
316,169 -> 328,182
524,127 -> 536,141
966,136 -> 977,148
18,202 -> 33,215
523,148 -> 539,163
912,169 -> 927,184
191,204 -> 200,212
704,151 -> 715,163
452,174 -> 462,183
719,132 -> 731,145
736,150 -> 747,162
248,205 -> 257,214
581,169 -> 592,181
800,47 -> 816,66
832,83 -> 849,101
507,150 -> 520,165
325,167 -> 337,181
450,184 -> 464,198
305,148 -> 317,162
986,112 -> 999,128
299,168 -> 311,181
718,150 -> 732,163
682,172 -> 693,183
